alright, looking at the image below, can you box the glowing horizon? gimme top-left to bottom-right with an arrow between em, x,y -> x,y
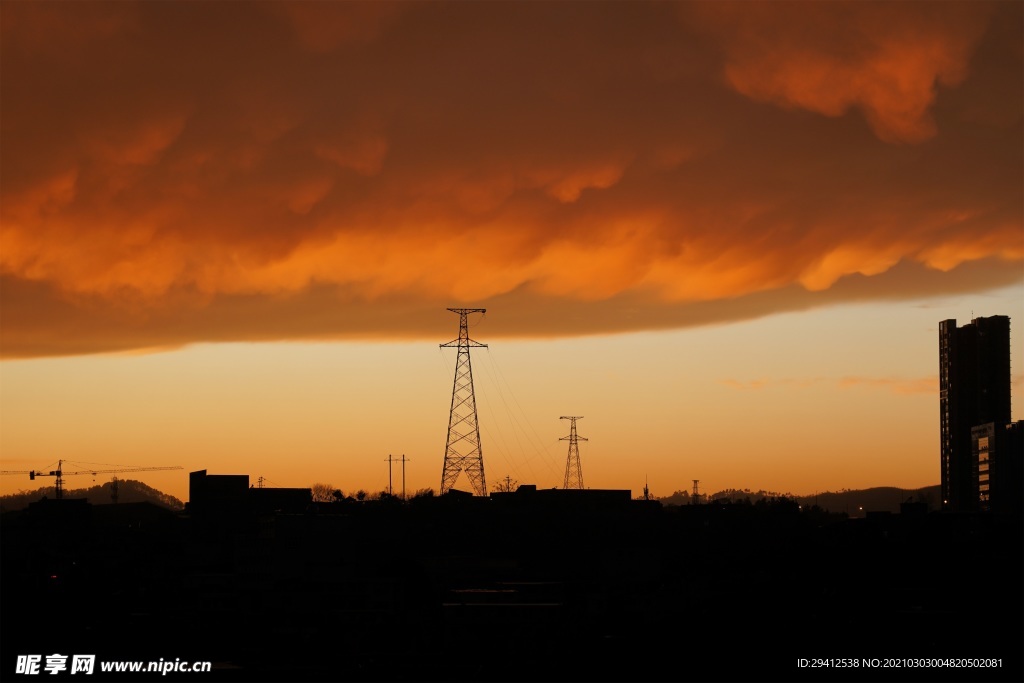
3,284 -> 1021,503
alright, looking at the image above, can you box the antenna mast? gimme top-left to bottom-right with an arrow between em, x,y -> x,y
440,308 -> 487,496
560,416 -> 587,490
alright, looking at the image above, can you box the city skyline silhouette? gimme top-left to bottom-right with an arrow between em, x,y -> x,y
3,465 -> 1021,682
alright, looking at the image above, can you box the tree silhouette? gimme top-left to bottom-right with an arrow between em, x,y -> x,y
310,483 -> 335,502
492,476 -> 518,493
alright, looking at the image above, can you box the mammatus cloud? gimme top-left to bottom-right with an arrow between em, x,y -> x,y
687,0 -> 996,143
1,1 -> 1021,357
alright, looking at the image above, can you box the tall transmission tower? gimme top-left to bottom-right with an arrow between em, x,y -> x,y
440,308 -> 487,496
560,416 -> 587,490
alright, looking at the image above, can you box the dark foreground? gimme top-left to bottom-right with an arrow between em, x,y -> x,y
2,494 -> 1021,683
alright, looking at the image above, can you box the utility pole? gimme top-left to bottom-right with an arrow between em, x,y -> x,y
386,454 -> 395,497
399,455 -> 409,500
560,416 -> 587,490
440,308 -> 488,496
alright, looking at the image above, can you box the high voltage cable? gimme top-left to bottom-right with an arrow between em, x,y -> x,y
475,362 -> 532,485
482,347 -> 562,479
476,351 -> 543,483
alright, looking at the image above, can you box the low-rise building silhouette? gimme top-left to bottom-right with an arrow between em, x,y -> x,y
187,469 -> 311,517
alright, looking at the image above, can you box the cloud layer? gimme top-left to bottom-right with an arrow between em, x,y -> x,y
2,1 -> 1021,357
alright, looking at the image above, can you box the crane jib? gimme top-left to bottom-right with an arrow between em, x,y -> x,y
2,463 -> 183,499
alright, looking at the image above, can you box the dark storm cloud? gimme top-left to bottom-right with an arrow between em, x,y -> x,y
1,1 -> 1020,357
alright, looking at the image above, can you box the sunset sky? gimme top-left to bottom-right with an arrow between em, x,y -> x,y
1,0 -> 1021,503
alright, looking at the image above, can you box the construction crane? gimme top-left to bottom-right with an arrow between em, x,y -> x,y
0,459 -> 182,500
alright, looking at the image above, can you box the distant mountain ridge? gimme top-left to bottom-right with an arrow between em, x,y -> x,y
795,485 -> 939,514
0,478 -> 184,512
656,485 -> 940,514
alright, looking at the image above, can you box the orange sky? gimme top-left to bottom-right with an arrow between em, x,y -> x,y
1,1 -> 1021,502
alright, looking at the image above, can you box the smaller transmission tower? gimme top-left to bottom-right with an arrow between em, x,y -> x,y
560,416 -> 587,490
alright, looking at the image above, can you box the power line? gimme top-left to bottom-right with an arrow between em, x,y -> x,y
481,348 -> 561,481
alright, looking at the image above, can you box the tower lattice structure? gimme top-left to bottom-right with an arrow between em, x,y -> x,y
561,416 -> 587,490
440,308 -> 488,496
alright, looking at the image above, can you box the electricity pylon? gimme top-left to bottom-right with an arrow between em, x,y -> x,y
440,308 -> 487,496
560,416 -> 587,489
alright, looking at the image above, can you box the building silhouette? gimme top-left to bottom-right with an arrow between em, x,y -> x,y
939,316 -> 1012,512
187,469 -> 311,516
1006,421 -> 1024,516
